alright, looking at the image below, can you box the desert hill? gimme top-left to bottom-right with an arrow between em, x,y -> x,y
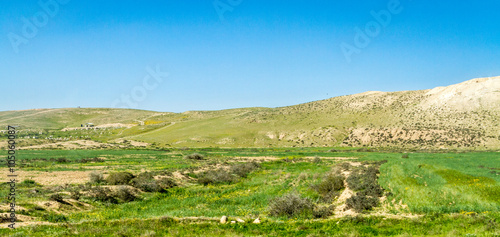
1,76 -> 499,149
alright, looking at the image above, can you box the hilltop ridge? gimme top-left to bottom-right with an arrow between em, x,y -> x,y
2,76 -> 500,149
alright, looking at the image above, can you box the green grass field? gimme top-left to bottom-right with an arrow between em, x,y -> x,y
1,149 -> 499,236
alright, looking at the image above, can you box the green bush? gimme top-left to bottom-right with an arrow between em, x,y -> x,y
43,213 -> 68,223
184,153 -> 204,160
106,172 -> 135,185
56,157 -> 70,163
21,179 -> 36,185
269,193 -> 314,218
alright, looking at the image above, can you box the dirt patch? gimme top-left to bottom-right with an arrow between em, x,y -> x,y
233,156 -> 280,162
18,140 -> 110,150
0,170 -> 94,185
304,156 -> 358,160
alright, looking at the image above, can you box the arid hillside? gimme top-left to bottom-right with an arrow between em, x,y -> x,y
1,76 -> 499,149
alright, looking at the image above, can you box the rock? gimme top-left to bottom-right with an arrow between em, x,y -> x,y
253,218 -> 260,224
230,221 -> 236,224
236,218 -> 245,223
220,216 -> 227,224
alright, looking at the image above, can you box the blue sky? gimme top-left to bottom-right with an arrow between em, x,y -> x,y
1,0 -> 500,112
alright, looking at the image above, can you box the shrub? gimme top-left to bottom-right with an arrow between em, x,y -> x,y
357,182 -> 384,197
43,213 -> 68,223
269,193 -> 314,218
88,186 -> 118,203
346,166 -> 378,191
313,205 -> 335,218
346,194 -> 379,212
312,156 -> 321,164
329,149 -> 338,152
230,162 -> 260,178
89,171 -> 104,184
56,157 -> 70,163
114,186 -> 138,202
197,169 -> 236,185
106,172 -> 135,185
49,194 -> 64,203
339,162 -> 351,171
70,189 -> 81,200
130,172 -> 176,192
21,179 -> 36,185
402,154 -> 409,159
311,171 -> 345,202
184,153 -> 204,160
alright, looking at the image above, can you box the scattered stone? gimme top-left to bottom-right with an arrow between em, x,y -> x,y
230,221 -> 236,224
236,218 -> 245,223
220,216 -> 227,224
253,218 -> 260,224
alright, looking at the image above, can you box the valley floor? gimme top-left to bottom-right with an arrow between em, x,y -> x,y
0,148 -> 498,236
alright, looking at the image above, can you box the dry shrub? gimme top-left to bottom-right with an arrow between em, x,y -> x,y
106,172 -> 135,185
114,186 -> 138,202
49,194 -> 64,203
346,194 -> 379,212
89,171 -> 104,184
70,189 -> 81,200
88,186 -> 118,203
184,153 -> 204,160
312,156 -> 322,164
346,166 -> 382,197
313,205 -> 335,218
197,169 -> 236,185
312,169 -> 345,202
230,162 -> 260,178
269,193 -> 314,218
130,172 -> 176,192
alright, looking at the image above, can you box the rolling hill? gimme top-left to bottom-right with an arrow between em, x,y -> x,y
2,76 -> 500,149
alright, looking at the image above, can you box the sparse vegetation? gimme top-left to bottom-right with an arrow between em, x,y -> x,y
311,169 -> 345,202
89,171 -> 105,184
114,186 -> 138,202
184,153 -> 204,160
346,194 -> 379,212
269,193 -> 314,218
106,172 -> 135,185
197,169 -> 236,185
2,149 -> 499,236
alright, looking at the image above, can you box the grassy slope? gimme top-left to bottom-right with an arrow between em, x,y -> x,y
1,83 -> 499,148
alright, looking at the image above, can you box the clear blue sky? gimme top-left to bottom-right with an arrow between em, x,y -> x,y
2,0 -> 500,112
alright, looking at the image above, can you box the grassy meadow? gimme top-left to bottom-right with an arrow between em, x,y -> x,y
0,148 -> 499,236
